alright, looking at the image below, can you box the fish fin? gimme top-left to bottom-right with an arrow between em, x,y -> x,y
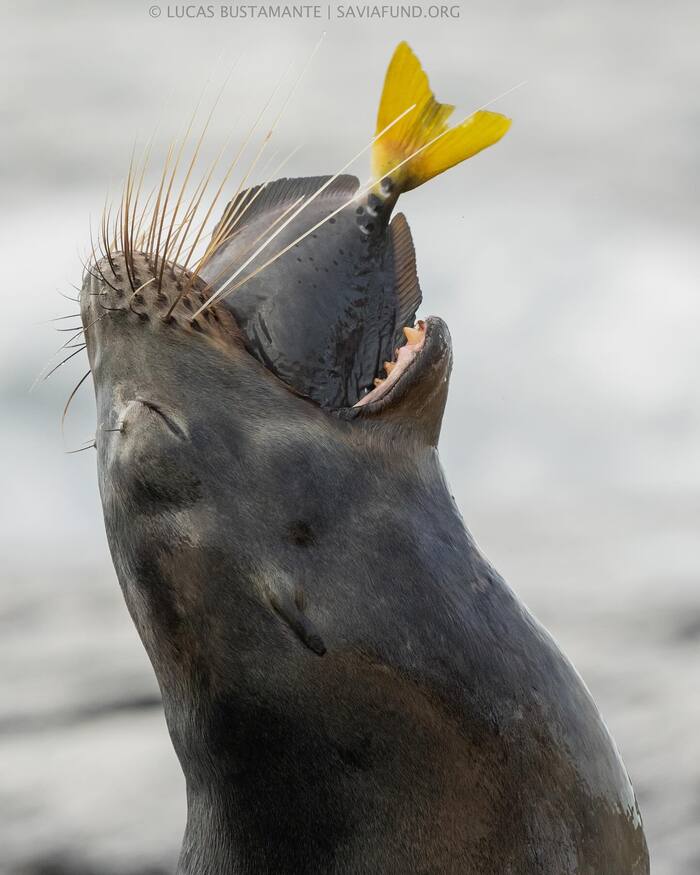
212,175 -> 359,240
372,41 -> 511,193
389,213 -> 422,334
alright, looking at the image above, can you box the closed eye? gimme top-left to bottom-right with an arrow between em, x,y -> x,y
135,397 -> 187,440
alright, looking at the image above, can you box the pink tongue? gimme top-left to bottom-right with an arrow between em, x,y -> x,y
354,321 -> 425,407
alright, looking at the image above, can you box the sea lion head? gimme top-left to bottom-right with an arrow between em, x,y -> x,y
81,245 -> 452,456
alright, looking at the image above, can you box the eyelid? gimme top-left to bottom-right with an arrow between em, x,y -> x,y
134,397 -> 188,440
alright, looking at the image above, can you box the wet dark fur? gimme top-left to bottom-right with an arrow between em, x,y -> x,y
82,255 -> 649,874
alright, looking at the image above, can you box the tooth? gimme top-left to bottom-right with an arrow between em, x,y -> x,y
384,361 -> 396,374
403,326 -> 423,345
373,378 -> 385,387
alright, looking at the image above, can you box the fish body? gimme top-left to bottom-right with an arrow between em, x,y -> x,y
200,176 -> 418,407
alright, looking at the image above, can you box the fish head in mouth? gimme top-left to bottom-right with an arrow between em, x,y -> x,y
198,174 -> 424,409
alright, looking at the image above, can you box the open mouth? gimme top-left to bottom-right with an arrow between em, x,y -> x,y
353,321 -> 426,408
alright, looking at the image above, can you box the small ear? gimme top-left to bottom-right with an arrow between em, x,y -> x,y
345,317 -> 452,447
268,587 -> 327,657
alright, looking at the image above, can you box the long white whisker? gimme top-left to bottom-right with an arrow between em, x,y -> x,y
178,70 -> 286,280
212,143 -> 302,246
200,36 -> 323,270
200,194 -> 305,292
195,82 -> 526,308
219,32 -> 324,233
192,102 -> 417,318
477,80 -> 527,111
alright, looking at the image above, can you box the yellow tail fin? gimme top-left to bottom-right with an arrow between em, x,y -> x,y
372,42 -> 511,193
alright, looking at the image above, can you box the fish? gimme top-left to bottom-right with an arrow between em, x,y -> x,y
198,41 -> 511,408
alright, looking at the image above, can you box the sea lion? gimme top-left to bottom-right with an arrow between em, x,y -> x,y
78,43 -> 649,874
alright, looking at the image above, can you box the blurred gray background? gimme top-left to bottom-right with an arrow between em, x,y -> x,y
1,0 -> 698,872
